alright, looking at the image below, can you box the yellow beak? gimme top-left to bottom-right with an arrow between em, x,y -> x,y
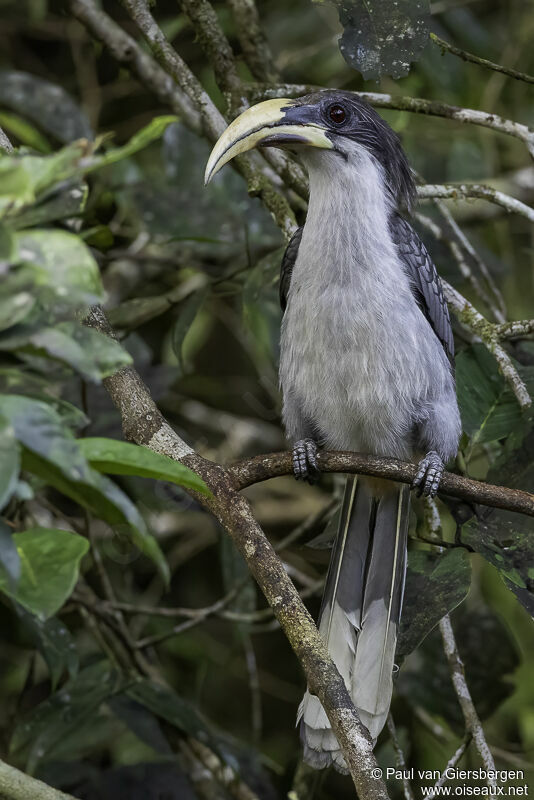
204,98 -> 333,184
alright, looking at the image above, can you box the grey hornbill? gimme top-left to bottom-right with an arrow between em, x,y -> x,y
205,92 -> 461,772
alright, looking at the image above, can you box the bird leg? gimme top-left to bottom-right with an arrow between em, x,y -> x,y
412,450 -> 444,498
292,438 -> 320,484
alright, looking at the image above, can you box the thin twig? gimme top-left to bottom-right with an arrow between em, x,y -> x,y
430,33 -> 534,85
424,735 -> 472,800
418,184 -> 534,224
387,715 -> 415,800
439,616 -> 497,785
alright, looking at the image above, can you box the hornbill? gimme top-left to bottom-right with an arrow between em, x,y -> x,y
205,91 -> 461,772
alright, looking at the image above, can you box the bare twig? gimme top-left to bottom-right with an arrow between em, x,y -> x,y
418,184 -> 534,224
495,319 -> 534,339
226,0 -> 277,82
439,616 -> 496,784
431,33 -> 534,85
387,715 -> 415,800
424,736 -> 471,800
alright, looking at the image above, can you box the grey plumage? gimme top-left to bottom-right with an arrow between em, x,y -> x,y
277,94 -> 460,769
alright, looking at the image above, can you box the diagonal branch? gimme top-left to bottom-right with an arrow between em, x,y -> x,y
84,305 -> 388,800
418,183 -> 534,224
430,33 -> 534,85
439,615 -> 496,785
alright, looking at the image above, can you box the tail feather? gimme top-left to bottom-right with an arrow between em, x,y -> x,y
299,476 -> 409,771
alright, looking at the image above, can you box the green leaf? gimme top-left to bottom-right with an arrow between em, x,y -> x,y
10,661 -> 124,773
0,528 -> 88,619
171,288 -> 208,374
456,344 -> 524,454
126,679 -> 233,766
397,548 -> 472,660
18,608 -> 78,689
1,322 -> 132,382
79,437 -> 209,495
10,181 -> 88,230
0,415 -> 20,510
12,229 -> 104,303
0,395 -> 168,581
107,694 -> 172,755
0,110 -> 52,153
93,116 -> 178,170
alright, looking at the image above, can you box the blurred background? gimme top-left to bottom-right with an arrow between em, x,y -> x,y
0,0 -> 533,798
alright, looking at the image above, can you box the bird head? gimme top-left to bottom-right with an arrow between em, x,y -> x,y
205,90 -> 415,210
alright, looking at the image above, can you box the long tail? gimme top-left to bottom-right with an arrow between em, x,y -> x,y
298,476 -> 410,772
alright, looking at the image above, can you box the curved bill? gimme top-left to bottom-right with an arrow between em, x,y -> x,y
204,98 -> 333,184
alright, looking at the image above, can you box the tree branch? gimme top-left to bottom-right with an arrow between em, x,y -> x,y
430,33 -> 534,85
85,306 -> 388,800
418,183 -> 534,224
0,759 -> 77,800
439,616 -> 496,784
227,450 -> 534,517
0,126 -> 14,153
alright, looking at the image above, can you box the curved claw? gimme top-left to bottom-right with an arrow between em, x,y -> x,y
412,450 -> 444,498
292,438 -> 320,484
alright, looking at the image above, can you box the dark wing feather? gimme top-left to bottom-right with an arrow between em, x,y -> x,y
280,227 -> 303,312
390,214 -> 454,364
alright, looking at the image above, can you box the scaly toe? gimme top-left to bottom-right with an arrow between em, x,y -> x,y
292,438 -> 320,484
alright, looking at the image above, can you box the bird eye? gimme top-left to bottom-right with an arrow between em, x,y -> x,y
328,104 -> 347,124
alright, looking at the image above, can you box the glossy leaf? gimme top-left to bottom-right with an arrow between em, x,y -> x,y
79,437 -> 209,495
0,528 -> 88,619
18,608 -> 78,689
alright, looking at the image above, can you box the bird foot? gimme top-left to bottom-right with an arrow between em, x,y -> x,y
292,439 -> 320,484
412,451 -> 444,498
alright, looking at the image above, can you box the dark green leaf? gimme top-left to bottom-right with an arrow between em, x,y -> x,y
0,527 -> 88,619
333,0 -> 430,79
18,608 -> 78,689
78,437 -> 210,495
10,181 -> 88,230
126,679 -> 233,766
10,661 -> 125,773
456,344 -> 524,452
107,694 -> 172,755
397,548 -> 472,660
398,609 -> 519,727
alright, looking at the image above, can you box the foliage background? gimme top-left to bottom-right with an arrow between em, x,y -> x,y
0,0 -> 533,798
